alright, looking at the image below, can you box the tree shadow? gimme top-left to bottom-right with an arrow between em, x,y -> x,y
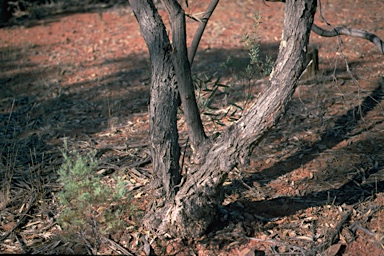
247,79 -> 384,186
1,34 -> 379,192
192,43 -> 279,76
0,44 -> 150,185
0,39 -> 269,183
1,20 -> 383,253
198,78 -> 384,254
1,1 -> 130,28
321,59 -> 368,78
216,77 -> 384,224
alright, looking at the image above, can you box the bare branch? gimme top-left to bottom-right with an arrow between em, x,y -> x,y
188,0 -> 219,66
266,0 -> 384,55
312,23 -> 384,54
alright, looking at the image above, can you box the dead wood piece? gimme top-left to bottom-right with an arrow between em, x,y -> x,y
129,167 -> 151,179
129,157 -> 152,168
316,209 -> 352,253
266,0 -> 384,54
246,236 -> 306,255
350,222 -> 376,237
101,234 -> 134,255
0,195 -> 36,242
312,24 -> 384,54
15,233 -> 30,254
300,48 -> 319,81
32,239 -> 62,254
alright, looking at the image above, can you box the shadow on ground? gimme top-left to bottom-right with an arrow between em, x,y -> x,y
0,1 -> 130,28
1,29 -> 381,206
220,77 -> 384,221
0,38 -> 279,186
1,14 -> 383,252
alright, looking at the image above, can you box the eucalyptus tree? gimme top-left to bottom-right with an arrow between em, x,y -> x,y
128,0 -> 383,238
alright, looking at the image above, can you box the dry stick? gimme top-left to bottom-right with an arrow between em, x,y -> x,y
5,98 -> 15,135
15,233 -> 29,254
129,157 -> 152,168
32,240 -> 62,254
316,209 -> 352,253
80,232 -> 95,255
245,237 -> 306,255
100,234 -> 135,256
0,195 -> 36,242
351,223 -> 377,237
317,0 -> 327,25
267,0 -> 384,54
335,32 -> 382,122
314,0 -> 374,124
188,0 -> 219,66
311,24 -> 384,55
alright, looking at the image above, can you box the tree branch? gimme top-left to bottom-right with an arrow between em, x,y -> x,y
188,0 -> 219,65
155,0 -> 318,238
161,0 -> 207,151
266,0 -> 384,55
312,23 -> 384,54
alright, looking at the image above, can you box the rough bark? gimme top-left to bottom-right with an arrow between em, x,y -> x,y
140,0 -> 317,238
130,0 -> 384,239
161,0 -> 207,151
129,0 -> 181,204
129,0 -> 221,236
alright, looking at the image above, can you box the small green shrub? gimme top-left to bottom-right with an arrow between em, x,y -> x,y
56,141 -> 136,247
241,13 -> 274,78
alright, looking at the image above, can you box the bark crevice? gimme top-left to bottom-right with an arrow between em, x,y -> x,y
162,0 -> 207,151
132,0 -> 318,238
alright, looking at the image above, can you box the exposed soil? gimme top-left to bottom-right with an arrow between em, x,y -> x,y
1,0 -> 384,255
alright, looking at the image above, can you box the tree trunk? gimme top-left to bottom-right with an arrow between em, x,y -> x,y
130,0 -> 317,238
129,0 -> 181,211
161,0 -> 207,151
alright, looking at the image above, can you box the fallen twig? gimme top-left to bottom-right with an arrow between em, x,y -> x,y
316,209 -> 352,253
101,234 -> 134,255
350,222 -> 376,237
0,195 -> 36,242
250,238 -> 306,255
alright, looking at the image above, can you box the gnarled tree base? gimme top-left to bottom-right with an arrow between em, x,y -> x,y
133,0 -> 318,238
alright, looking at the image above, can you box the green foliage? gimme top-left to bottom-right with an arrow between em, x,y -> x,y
193,13 -> 273,128
241,13 -> 274,78
194,73 -> 236,128
56,141 -> 136,245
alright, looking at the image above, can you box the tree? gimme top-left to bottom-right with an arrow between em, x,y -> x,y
128,0 -> 383,238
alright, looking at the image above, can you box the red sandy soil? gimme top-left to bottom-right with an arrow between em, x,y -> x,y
0,0 -> 383,255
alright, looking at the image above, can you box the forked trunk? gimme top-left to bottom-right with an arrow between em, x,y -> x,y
129,0 -> 317,238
